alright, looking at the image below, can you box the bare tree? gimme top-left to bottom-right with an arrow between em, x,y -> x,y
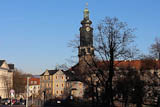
13,69 -> 32,98
68,17 -> 136,107
54,63 -> 69,71
94,17 -> 135,107
150,37 -> 160,59
139,56 -> 160,105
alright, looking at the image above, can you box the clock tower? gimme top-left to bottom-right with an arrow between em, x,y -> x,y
78,5 -> 94,64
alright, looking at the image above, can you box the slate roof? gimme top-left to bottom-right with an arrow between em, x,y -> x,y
8,64 -> 14,70
0,60 -> 5,67
32,75 -> 40,78
64,64 -> 83,82
48,70 -> 58,75
40,69 -> 64,76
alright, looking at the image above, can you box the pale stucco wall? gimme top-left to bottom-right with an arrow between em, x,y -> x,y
53,70 -> 67,98
0,62 -> 14,99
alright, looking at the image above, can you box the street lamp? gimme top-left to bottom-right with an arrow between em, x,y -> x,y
26,77 -> 30,107
43,89 -> 46,104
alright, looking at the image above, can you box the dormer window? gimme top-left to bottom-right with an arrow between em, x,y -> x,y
66,77 -> 69,80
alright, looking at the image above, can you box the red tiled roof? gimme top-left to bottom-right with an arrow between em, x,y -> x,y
114,60 -> 142,70
69,60 -> 160,71
29,77 -> 40,85
98,60 -> 160,70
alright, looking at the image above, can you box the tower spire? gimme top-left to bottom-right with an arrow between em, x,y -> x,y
84,3 -> 89,20
78,4 -> 94,62
86,2 -> 88,8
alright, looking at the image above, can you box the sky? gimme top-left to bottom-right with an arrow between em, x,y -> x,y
0,0 -> 160,74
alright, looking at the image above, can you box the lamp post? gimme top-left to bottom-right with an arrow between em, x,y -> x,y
43,89 -> 46,105
26,77 -> 30,107
158,53 -> 160,70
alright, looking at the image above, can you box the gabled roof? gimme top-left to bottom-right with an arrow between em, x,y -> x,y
0,60 -> 5,67
40,69 -> 65,76
0,60 -> 10,70
48,70 -> 58,75
29,77 -> 40,85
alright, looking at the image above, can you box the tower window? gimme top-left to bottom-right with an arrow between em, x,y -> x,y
81,49 -> 86,55
87,48 -> 90,53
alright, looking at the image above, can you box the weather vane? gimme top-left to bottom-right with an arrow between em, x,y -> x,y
86,2 -> 88,8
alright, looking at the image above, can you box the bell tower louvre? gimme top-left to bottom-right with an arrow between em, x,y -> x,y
78,4 -> 94,64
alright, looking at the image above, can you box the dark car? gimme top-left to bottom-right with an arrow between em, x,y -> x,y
20,99 -> 26,105
1,98 -> 11,105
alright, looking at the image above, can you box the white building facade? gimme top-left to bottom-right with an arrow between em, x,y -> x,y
0,60 -> 14,99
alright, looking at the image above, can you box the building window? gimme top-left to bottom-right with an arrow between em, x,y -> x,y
80,91 -> 82,94
66,77 -> 69,80
50,76 -> 52,80
56,84 -> 58,87
79,83 -> 82,88
56,91 -> 58,94
31,81 -> 33,84
67,83 -> 69,87
62,84 -> 64,87
34,81 -> 37,84
56,76 -> 57,79
71,91 -> 75,95
62,76 -> 63,80
61,91 -> 63,94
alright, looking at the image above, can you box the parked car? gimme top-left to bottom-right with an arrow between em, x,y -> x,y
1,98 -> 11,105
20,99 -> 26,105
11,99 -> 17,105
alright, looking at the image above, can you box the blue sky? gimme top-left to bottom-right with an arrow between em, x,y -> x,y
0,0 -> 159,74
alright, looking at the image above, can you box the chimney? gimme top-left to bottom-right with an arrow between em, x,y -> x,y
8,64 -> 14,70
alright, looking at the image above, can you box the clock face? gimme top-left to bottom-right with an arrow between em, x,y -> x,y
86,27 -> 90,32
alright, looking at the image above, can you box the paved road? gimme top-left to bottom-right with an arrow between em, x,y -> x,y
0,105 -> 25,107
0,105 -> 41,107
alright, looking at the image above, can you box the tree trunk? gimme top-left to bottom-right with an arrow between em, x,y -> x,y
91,85 -> 95,107
95,86 -> 99,107
108,49 -> 114,107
